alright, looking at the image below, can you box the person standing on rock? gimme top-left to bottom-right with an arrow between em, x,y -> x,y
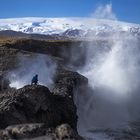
31,74 -> 38,85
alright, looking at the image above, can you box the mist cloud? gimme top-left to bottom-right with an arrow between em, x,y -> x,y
75,4 -> 140,139
8,54 -> 57,89
76,33 -> 140,140
91,3 -> 117,20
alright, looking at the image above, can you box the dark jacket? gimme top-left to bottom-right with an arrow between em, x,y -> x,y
31,75 -> 38,84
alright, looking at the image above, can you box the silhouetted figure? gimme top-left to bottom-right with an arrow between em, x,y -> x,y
31,74 -> 38,85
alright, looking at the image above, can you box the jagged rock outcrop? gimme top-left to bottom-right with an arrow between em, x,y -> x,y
0,85 -> 77,130
0,41 -> 88,139
53,66 -> 88,98
0,83 -> 87,139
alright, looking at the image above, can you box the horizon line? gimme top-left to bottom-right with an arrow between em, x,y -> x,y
0,16 -> 139,25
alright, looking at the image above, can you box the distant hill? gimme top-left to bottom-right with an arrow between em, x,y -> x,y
0,30 -> 70,41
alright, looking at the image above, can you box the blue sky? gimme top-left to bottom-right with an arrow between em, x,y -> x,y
0,0 -> 140,24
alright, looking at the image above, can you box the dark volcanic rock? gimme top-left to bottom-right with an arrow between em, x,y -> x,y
53,66 -> 88,98
3,39 -> 87,68
0,42 -> 88,139
0,85 -> 51,128
0,46 -> 19,72
0,85 -> 77,130
0,73 -> 10,92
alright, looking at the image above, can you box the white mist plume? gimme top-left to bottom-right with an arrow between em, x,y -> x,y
8,54 -> 56,89
91,3 -> 117,20
76,33 -> 140,139
74,3 -> 140,139
86,35 -> 140,94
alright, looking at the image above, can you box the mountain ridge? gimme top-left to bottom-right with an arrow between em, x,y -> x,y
0,17 -> 140,38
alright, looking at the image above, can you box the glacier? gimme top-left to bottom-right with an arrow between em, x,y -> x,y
0,17 -> 140,37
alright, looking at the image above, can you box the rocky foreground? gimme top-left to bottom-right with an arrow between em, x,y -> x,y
0,63 -> 88,140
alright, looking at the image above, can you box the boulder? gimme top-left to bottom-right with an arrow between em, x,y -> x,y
0,85 -> 77,129
0,123 -> 84,140
0,123 -> 48,140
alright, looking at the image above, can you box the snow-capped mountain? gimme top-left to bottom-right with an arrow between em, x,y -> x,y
0,17 -> 140,38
